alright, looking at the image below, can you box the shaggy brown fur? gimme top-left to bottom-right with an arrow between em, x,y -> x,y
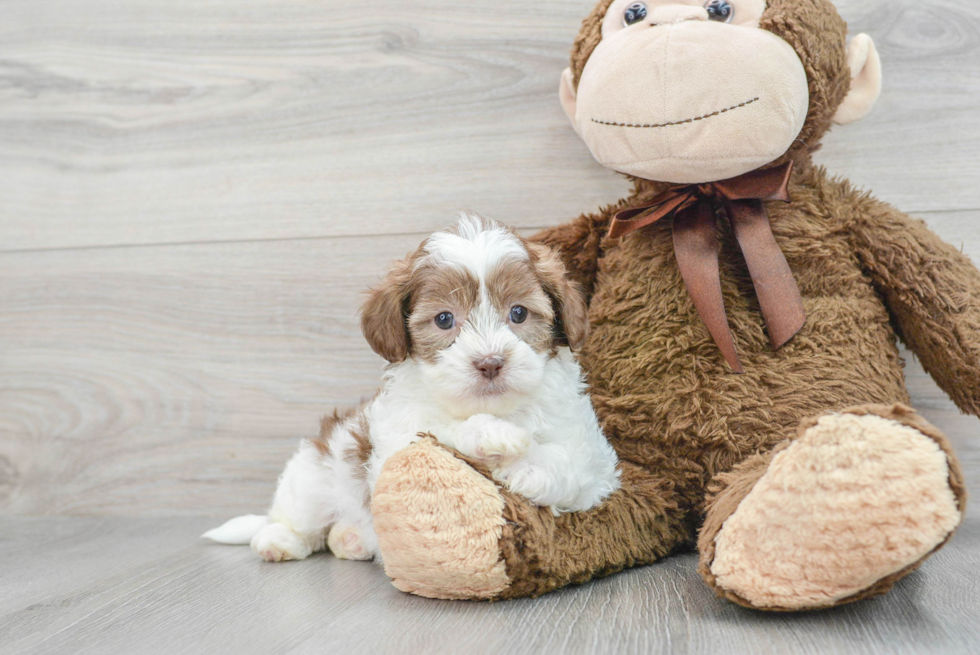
489,156 -> 976,603
370,0 -> 976,609
516,158 -> 975,608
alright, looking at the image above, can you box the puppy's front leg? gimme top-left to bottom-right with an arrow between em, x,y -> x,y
495,441 -> 615,515
450,414 -> 530,469
493,442 -> 570,515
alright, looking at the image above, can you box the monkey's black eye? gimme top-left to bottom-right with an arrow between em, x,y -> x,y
705,0 -> 734,23
435,312 -> 455,330
510,306 -> 528,324
623,2 -> 647,26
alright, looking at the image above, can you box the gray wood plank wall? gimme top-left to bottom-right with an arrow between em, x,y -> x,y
1,0 -> 978,518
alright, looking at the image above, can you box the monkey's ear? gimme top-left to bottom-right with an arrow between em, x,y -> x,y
559,67 -> 581,136
360,256 -> 414,363
833,34 -> 882,126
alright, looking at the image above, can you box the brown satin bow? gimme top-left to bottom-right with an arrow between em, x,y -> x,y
608,161 -> 805,373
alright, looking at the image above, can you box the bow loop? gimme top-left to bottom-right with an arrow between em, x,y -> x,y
606,161 -> 804,372
606,189 -> 697,239
695,183 -> 720,199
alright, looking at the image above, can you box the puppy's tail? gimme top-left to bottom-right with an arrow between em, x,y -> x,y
202,514 -> 271,544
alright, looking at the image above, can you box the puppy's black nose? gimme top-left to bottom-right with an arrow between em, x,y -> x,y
475,357 -> 504,380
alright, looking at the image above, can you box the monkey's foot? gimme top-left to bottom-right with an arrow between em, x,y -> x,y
701,404 -> 966,610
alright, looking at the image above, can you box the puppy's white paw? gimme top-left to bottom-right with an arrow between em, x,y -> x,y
327,524 -> 372,561
459,414 -> 530,468
250,522 -> 313,562
500,464 -> 555,509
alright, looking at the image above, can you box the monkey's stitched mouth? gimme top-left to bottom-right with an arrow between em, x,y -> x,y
591,97 -> 760,129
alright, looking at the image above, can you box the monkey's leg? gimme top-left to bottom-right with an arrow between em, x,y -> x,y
370,437 -> 691,600
698,404 -> 967,611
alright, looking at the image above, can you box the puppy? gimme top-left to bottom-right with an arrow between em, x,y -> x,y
204,214 -> 620,562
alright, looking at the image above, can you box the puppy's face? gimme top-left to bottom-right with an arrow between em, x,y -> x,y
361,214 -> 589,416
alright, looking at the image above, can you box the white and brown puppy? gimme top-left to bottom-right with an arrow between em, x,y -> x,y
204,214 -> 620,562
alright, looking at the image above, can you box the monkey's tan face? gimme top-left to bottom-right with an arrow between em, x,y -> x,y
566,0 -> 810,184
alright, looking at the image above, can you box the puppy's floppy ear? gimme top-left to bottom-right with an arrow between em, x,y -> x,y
528,243 -> 589,351
360,251 -> 417,363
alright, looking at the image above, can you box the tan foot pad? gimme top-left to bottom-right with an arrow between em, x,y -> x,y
371,438 -> 510,600
711,412 -> 962,610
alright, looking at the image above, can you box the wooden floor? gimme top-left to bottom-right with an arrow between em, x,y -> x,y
2,0 -> 979,652
0,512 -> 977,655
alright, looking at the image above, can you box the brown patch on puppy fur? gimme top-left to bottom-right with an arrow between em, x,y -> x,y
343,413 -> 374,482
313,408 -> 357,458
407,265 -> 480,364
528,243 -> 590,351
361,245 -> 425,363
486,260 -> 556,354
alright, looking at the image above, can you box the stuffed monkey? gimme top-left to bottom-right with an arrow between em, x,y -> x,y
369,0 -> 976,610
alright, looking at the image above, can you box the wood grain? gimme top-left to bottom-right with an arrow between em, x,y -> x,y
0,515 -> 977,655
0,0 -> 978,253
0,0 -> 628,252
817,0 -> 980,211
0,234 -> 393,515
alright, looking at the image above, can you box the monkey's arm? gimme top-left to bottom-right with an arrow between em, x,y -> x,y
371,438 -> 690,600
530,209 -> 612,301
848,198 -> 980,416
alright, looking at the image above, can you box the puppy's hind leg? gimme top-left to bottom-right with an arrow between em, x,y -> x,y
255,411 -> 380,563
251,438 -> 336,562
327,522 -> 374,561
252,522 -> 319,563
327,434 -> 382,561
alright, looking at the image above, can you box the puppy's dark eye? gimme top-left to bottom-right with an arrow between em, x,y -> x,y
623,2 -> 647,26
510,306 -> 527,324
435,312 -> 455,330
